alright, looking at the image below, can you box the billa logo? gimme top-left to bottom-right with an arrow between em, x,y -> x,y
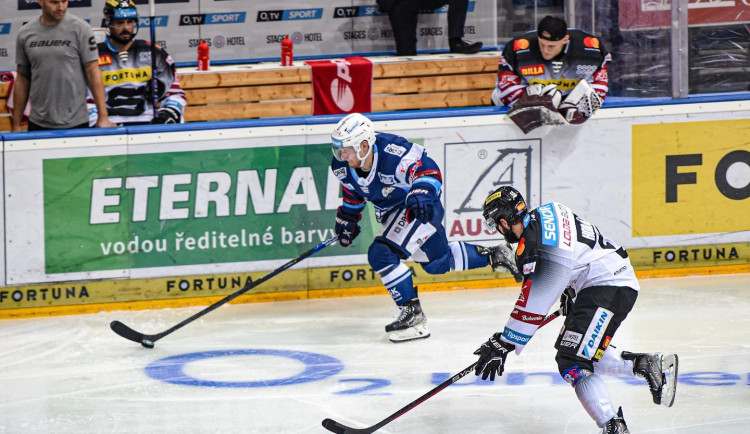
520,64 -> 544,75
98,55 -> 112,66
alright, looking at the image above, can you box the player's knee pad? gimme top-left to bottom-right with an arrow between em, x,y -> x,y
368,241 -> 400,270
557,351 -> 594,386
560,365 -> 594,387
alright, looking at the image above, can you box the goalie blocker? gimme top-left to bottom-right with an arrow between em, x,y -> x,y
507,80 -> 603,134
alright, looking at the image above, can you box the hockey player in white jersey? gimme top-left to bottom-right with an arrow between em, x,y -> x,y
330,113 -> 521,343
473,186 -> 678,433
87,0 -> 186,126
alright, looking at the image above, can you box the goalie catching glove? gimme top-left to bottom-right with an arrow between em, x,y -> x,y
335,207 -> 361,247
506,84 -> 566,134
474,333 -> 515,381
558,79 -> 603,125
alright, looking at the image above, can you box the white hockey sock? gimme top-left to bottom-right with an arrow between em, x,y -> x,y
448,241 -> 468,270
574,372 -> 617,428
594,346 -> 635,377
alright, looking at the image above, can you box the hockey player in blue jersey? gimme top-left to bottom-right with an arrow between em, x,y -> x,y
330,113 -> 521,342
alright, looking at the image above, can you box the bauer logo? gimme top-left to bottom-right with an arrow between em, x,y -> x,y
179,12 -> 246,26
444,139 -> 542,243
632,119 -> 750,237
257,9 -> 324,22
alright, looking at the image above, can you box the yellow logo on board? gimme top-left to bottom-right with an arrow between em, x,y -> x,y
632,119 -> 750,237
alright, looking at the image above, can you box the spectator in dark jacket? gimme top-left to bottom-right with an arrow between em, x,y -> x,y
377,0 -> 482,56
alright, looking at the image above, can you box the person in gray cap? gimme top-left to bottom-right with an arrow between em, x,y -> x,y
491,16 -> 611,131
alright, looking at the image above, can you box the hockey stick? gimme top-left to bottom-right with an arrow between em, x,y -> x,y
322,308 -> 562,434
110,236 -> 339,348
149,0 -> 158,120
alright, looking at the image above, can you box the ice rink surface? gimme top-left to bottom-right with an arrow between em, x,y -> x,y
1,273 -> 749,434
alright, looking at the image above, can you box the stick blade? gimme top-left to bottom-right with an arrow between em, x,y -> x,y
322,418 -> 373,434
110,320 -> 146,344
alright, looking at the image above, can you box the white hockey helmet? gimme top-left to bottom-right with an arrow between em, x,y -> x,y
331,113 -> 376,168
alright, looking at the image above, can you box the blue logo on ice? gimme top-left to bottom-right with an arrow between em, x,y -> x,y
145,349 -> 343,388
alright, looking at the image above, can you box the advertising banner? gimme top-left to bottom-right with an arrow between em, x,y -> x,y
632,119 -> 750,237
41,143 -> 378,274
307,57 -> 373,115
619,0 -> 750,30
0,0 -> 496,71
443,138 -> 542,243
2,100 -> 749,291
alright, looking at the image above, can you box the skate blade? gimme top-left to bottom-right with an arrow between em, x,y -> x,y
661,354 -> 679,407
389,324 -> 430,343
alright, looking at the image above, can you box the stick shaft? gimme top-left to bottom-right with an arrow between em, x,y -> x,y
111,236 -> 338,344
322,309 -> 562,434
150,12 -> 157,119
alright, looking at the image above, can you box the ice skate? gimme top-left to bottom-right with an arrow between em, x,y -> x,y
389,323 -> 430,343
476,244 -> 522,282
385,298 -> 429,342
385,298 -> 426,332
622,351 -> 679,407
601,407 -> 629,434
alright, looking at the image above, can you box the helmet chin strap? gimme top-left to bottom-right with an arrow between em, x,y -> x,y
356,141 -> 373,170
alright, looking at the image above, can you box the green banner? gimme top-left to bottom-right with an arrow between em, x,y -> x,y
43,144 -> 376,273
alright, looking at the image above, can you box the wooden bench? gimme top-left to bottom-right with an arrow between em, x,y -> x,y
181,54 -> 499,122
0,81 -> 11,132
0,53 -> 500,130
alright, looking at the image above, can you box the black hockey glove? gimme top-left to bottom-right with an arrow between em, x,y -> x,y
487,243 -> 522,282
560,286 -> 576,316
151,106 -> 181,124
474,333 -> 515,381
405,186 -> 436,224
335,206 -> 361,247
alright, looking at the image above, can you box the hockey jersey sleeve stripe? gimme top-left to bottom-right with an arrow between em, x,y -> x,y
502,326 -> 532,346
413,176 -> 442,194
497,85 -> 526,106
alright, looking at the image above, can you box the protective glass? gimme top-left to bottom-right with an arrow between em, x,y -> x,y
483,214 -> 498,232
331,140 -> 345,161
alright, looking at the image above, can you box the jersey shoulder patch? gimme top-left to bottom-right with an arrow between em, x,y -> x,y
513,38 -> 530,51
534,202 -> 576,252
383,143 -> 406,157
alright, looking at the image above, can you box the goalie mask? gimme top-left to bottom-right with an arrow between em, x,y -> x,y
331,113 -> 376,169
103,0 -> 139,44
483,186 -> 528,243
